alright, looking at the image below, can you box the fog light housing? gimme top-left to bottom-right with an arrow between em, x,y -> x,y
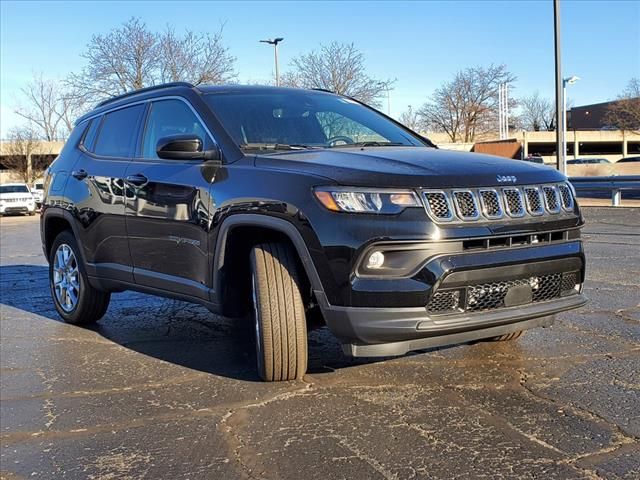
367,251 -> 385,269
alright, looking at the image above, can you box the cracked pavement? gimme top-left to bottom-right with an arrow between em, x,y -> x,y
1,208 -> 638,479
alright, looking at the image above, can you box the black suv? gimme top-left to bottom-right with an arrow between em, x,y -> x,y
41,83 -> 587,381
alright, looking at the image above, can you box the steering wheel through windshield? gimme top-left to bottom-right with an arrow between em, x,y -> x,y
326,136 -> 354,147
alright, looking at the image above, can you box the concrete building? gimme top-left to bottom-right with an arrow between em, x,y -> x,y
0,140 -> 62,184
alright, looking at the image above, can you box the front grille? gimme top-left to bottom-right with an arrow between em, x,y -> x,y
542,186 -> 561,213
523,187 -> 544,215
427,290 -> 461,313
453,190 -> 479,219
479,189 -> 503,218
421,182 -> 575,223
426,271 -> 579,315
424,191 -> 453,220
561,271 -> 579,294
503,188 -> 525,217
558,184 -> 574,210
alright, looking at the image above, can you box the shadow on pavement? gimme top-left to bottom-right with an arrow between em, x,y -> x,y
0,264 -> 401,382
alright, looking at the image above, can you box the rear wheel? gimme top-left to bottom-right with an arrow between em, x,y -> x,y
490,331 -> 524,342
49,230 -> 111,325
250,242 -> 308,382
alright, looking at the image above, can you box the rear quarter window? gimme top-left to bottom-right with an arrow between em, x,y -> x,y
93,104 -> 145,158
81,118 -> 101,152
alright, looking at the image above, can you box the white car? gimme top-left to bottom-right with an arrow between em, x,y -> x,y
0,183 -> 37,216
31,180 -> 45,207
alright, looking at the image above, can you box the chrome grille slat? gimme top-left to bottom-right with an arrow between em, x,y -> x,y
423,191 -> 453,221
453,190 -> 479,220
478,189 -> 503,219
503,187 -> 525,217
421,182 -> 575,223
558,184 -> 574,211
542,185 -> 561,213
523,187 -> 544,216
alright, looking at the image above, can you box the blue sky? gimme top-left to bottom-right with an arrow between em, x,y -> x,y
1,0 -> 639,137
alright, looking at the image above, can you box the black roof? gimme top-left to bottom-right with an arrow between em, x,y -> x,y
75,83 -> 337,125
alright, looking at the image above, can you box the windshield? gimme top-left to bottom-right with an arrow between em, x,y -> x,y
0,185 -> 29,194
205,90 -> 426,152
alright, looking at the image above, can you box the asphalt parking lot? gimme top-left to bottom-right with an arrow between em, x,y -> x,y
1,208 -> 638,479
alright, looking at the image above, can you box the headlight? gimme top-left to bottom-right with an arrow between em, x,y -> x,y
314,187 -> 420,214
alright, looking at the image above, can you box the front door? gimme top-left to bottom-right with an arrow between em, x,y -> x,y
124,98 -> 218,300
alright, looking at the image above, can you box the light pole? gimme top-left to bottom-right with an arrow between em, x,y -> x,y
260,37 -> 284,86
562,75 -> 580,173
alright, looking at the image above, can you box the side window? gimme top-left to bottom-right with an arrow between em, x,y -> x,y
142,99 -> 210,159
81,117 -> 101,152
315,111 -> 387,144
93,104 -> 144,158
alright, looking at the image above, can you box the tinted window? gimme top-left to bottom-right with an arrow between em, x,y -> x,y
94,104 -> 144,158
142,99 -> 210,159
205,91 -> 425,152
0,185 -> 30,194
81,118 -> 101,151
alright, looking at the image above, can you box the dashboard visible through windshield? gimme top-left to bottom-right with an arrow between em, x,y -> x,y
205,90 -> 427,152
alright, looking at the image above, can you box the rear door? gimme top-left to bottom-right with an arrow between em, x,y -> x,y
64,104 -> 145,282
124,97 -> 217,300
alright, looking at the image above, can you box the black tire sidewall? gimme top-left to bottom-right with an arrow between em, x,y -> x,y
250,254 -> 267,380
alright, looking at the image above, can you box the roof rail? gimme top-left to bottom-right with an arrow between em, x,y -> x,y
311,88 -> 335,94
96,82 -> 195,108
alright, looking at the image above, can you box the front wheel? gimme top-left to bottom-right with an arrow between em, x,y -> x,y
250,242 -> 308,382
49,230 -> 111,325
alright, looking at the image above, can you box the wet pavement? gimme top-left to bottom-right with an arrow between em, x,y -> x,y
1,208 -> 638,479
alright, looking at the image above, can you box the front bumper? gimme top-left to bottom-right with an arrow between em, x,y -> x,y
317,239 -> 587,356
0,204 -> 35,214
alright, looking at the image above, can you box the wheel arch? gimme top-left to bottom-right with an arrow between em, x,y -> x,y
42,208 -> 83,263
213,214 -> 325,315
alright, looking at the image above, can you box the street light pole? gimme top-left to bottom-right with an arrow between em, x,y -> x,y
553,0 -> 564,173
562,75 -> 580,174
260,37 -> 284,86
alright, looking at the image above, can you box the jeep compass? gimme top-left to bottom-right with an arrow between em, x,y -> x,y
41,82 -> 587,381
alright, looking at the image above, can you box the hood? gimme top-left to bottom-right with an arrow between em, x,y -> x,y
0,192 -> 34,200
254,147 -> 565,188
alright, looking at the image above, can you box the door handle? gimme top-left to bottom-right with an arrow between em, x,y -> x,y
71,169 -> 88,180
125,174 -> 148,187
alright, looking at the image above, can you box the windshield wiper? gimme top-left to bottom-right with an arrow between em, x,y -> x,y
240,143 -> 319,151
328,141 -> 408,148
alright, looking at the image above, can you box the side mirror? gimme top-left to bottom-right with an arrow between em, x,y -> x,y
156,135 -> 221,161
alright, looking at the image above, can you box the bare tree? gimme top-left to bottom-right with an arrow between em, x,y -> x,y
14,73 -> 90,141
55,90 -> 90,138
418,65 -> 516,142
67,17 -> 237,103
519,91 -> 555,131
67,17 -> 159,100
398,105 -> 422,132
605,78 -> 640,132
282,42 -> 393,106
158,26 -> 236,85
14,73 -> 63,141
2,126 -> 47,183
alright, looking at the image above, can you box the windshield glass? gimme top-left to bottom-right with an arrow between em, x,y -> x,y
0,185 -> 29,194
205,90 -> 426,152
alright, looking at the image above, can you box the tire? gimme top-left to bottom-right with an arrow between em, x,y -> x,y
49,230 -> 111,325
29,211 -> 36,216
250,242 -> 308,382
489,331 -> 524,342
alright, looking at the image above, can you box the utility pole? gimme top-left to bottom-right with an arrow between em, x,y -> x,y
498,83 -> 509,140
260,37 -> 284,86
554,0 -> 564,173
562,75 -> 580,173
